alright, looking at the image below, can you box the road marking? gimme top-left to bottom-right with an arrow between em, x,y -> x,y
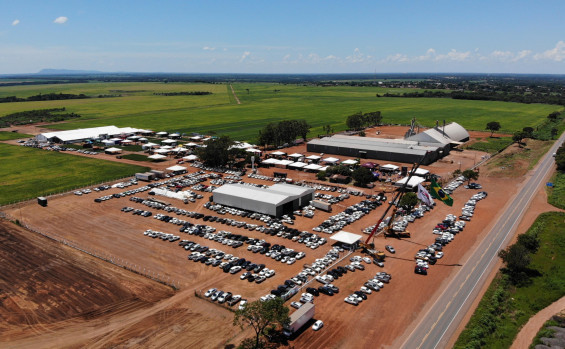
403,135 -> 564,349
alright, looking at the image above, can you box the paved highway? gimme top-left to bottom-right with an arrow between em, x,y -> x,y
401,133 -> 565,349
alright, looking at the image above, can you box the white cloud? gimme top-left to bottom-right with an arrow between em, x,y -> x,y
324,55 -> 338,61
415,48 -> 436,61
202,46 -> 215,51
385,53 -> 409,63
12,19 -> 20,26
282,54 -> 291,62
239,51 -> 251,62
435,49 -> 470,61
53,16 -> 68,24
346,48 -> 367,63
534,41 -> 565,62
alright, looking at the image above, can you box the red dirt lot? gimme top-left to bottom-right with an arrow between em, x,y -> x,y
0,126 -> 538,348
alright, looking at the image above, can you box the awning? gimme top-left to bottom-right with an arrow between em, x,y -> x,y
167,165 -> 187,172
330,231 -> 363,245
148,154 -> 167,160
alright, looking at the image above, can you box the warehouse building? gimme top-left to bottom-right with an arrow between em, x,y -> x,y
212,183 -> 315,217
406,122 -> 470,145
307,135 -> 446,165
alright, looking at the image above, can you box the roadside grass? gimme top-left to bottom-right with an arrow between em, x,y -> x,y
465,136 -> 513,153
454,212 -> 565,349
121,153 -> 151,162
0,82 -> 559,143
119,144 -> 144,152
547,172 -> 565,209
0,143 -> 149,205
484,139 -> 553,177
0,131 -> 32,141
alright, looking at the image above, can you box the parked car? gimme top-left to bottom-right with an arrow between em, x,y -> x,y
385,245 -> 396,254
312,320 -> 324,331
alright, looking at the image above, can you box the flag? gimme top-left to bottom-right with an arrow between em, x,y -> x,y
429,179 -> 453,206
417,183 -> 434,206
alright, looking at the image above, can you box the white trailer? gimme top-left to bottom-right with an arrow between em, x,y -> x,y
311,199 -> 332,212
283,302 -> 315,337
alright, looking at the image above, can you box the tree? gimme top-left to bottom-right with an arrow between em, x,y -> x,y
233,298 -> 290,349
296,119 -> 311,141
548,111 -> 561,120
346,112 -> 363,130
399,192 -> 418,211
517,233 -> 540,253
326,165 -> 351,177
196,135 -> 238,167
359,130 -> 366,137
486,121 -> 501,137
352,167 -> 373,187
316,171 -> 327,181
512,131 -> 525,146
498,243 -> 531,285
522,127 -> 534,139
551,127 -> 559,139
462,169 -> 479,185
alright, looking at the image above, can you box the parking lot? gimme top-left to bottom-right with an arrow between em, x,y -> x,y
4,145 -> 529,348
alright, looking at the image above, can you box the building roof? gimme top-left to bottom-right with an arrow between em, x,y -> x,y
270,183 -> 314,196
395,176 -> 426,188
330,231 -> 363,245
437,122 -> 470,142
166,165 -> 187,171
213,184 -> 294,206
406,128 -> 453,145
37,126 -> 150,142
309,135 -> 439,156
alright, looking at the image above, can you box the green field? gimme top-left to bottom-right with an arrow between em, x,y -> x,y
0,144 -> 149,205
0,82 -> 561,143
0,131 -> 32,141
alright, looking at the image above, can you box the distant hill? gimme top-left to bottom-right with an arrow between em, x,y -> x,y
37,69 -> 105,75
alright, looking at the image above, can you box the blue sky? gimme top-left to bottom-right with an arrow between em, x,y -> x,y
1,0 -> 564,74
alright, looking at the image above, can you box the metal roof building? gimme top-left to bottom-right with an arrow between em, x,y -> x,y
406,122 -> 469,145
307,135 -> 446,165
35,126 -> 152,143
212,183 -> 314,217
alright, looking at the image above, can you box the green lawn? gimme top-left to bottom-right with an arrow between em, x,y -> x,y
547,172 -> 565,209
0,131 -> 32,141
121,153 -> 151,162
0,143 -> 149,205
0,82 -> 560,143
455,212 -> 565,349
465,136 -> 514,153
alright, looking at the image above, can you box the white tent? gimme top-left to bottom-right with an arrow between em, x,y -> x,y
120,139 -> 134,144
381,164 -> 400,171
289,162 -> 307,168
101,139 -> 115,145
160,145 -> 173,149
190,136 -> 202,141
161,139 -> 177,144
156,131 -> 168,136
270,151 -> 286,156
323,157 -> 340,164
167,165 -> 187,172
172,147 -> 188,152
127,135 -> 141,140
342,159 -> 358,165
183,154 -> 198,161
304,164 -> 323,171
169,133 -> 181,138
246,148 -> 262,153
142,142 -> 158,149
138,137 -> 148,142
105,147 -> 122,154
288,153 -> 303,158
306,155 -> 321,160
395,176 -> 426,189
330,231 -> 362,246
153,148 -> 170,154
185,142 -> 198,147
275,159 -> 294,168
262,158 -> 281,165
413,168 -> 430,176
148,154 -> 167,160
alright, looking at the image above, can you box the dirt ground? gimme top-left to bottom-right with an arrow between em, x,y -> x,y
0,125 -> 553,348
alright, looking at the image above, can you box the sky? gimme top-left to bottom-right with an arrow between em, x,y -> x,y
1,0 -> 564,74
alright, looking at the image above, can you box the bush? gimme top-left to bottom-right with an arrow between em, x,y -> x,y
316,171 -> 327,181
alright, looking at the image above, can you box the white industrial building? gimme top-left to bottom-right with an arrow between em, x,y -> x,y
212,183 -> 315,217
35,126 -> 152,144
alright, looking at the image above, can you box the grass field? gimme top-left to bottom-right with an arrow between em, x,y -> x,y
0,82 -> 561,143
0,131 -> 32,141
547,172 -> 565,209
0,144 -> 149,205
455,212 -> 565,349
121,153 -> 151,162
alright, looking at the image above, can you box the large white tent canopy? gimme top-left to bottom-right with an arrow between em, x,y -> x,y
304,164 -> 323,171
395,176 -> 426,188
105,147 -> 122,153
330,231 -> 363,245
323,157 -> 340,163
36,125 -> 151,143
342,159 -> 358,165
148,154 -> 167,160
381,164 -> 400,171
166,165 -> 187,172
183,154 -> 198,161
270,151 -> 286,156
306,155 -> 321,160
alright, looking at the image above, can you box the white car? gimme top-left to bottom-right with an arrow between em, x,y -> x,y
344,296 -> 358,305
360,286 -> 372,294
238,299 -> 247,310
312,320 -> 324,331
204,288 -> 217,297
436,252 -> 444,259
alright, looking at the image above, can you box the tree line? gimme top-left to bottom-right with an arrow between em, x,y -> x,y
153,91 -> 212,96
258,120 -> 310,147
380,90 -> 565,106
345,111 -> 382,130
0,108 -> 81,128
0,93 -> 90,104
